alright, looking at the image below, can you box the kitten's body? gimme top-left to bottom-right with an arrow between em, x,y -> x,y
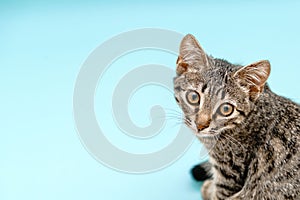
174,35 -> 300,199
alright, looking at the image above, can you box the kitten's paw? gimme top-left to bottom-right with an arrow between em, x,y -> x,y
201,179 -> 213,200
191,161 -> 212,181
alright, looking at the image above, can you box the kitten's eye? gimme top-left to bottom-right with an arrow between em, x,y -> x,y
218,103 -> 234,117
175,96 -> 179,103
186,90 -> 200,105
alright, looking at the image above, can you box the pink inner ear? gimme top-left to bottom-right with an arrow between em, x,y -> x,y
235,60 -> 271,89
245,65 -> 270,87
176,56 -> 182,65
176,56 -> 189,75
233,60 -> 271,101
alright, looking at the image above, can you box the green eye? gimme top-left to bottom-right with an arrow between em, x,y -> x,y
186,90 -> 200,105
218,103 -> 234,117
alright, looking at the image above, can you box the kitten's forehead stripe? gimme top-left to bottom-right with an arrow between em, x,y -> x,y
208,80 -> 213,94
215,87 -> 224,98
224,74 -> 229,84
221,90 -> 226,100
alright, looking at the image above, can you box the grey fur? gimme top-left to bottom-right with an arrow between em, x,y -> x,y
174,34 -> 300,200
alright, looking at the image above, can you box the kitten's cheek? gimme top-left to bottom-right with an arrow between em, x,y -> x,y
235,116 -> 245,124
216,123 -> 236,132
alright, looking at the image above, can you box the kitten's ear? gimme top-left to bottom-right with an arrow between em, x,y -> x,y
176,34 -> 209,75
234,60 -> 271,100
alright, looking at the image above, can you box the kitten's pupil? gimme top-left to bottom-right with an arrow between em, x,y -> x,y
192,94 -> 198,101
223,105 -> 229,112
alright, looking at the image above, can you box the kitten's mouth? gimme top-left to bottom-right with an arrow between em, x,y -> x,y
184,120 -> 219,138
195,129 -> 219,139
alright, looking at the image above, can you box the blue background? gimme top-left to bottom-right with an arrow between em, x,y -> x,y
1,1 -> 300,200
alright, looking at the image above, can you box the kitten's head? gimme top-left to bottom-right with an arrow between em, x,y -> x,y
174,34 -> 270,141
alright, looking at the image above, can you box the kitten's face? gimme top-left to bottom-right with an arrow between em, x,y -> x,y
174,34 -> 270,142
174,65 -> 250,138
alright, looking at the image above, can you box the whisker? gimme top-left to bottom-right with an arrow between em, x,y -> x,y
222,134 -> 246,151
170,121 -> 185,128
155,113 -> 183,120
163,107 -> 183,114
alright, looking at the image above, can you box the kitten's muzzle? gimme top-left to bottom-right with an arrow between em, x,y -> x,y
196,114 -> 211,132
197,121 -> 211,132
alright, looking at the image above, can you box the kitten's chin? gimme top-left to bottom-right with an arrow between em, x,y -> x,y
193,127 -> 217,136
195,131 -> 219,150
196,132 -> 215,138
195,131 -> 219,139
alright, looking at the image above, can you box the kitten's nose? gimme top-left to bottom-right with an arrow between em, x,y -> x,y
197,121 -> 210,132
196,114 -> 211,132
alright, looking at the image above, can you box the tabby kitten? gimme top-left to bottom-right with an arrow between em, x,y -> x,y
173,34 -> 300,200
